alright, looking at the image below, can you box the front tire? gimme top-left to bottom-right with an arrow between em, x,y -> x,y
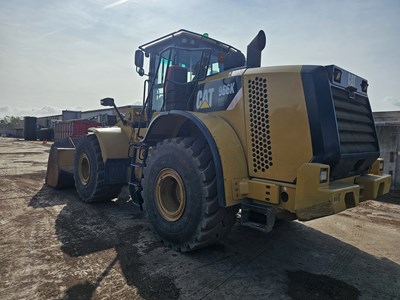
142,137 -> 238,252
74,135 -> 121,203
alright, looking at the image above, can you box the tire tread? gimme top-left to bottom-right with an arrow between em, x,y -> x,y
75,135 -> 122,203
142,137 -> 238,252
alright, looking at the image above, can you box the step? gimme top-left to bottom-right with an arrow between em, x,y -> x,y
240,200 -> 276,233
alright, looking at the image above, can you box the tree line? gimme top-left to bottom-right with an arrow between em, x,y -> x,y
0,116 -> 23,128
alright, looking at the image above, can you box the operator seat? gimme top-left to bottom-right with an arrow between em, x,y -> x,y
165,65 -> 188,110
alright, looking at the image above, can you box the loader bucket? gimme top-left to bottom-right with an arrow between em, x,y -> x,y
46,145 -> 75,189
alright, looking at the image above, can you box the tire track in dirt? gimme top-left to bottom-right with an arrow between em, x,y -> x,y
321,216 -> 364,277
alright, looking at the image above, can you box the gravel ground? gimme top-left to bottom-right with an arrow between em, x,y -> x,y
1,137 -> 399,300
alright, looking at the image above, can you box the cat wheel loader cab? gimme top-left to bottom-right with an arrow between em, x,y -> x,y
46,29 -> 391,252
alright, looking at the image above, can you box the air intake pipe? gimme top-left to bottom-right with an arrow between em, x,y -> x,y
246,30 -> 266,68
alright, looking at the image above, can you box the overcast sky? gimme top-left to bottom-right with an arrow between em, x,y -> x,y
0,0 -> 399,117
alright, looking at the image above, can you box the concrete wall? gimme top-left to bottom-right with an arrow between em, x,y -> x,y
374,111 -> 400,124
0,128 -> 24,138
374,111 -> 400,190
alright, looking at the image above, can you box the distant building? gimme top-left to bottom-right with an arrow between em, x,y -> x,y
36,105 -> 139,129
373,111 -> 400,190
0,128 -> 24,138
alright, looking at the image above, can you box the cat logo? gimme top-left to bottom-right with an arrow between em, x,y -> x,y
196,88 -> 215,109
200,100 -> 210,109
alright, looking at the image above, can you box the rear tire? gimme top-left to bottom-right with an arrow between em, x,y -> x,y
142,137 -> 238,252
74,135 -> 122,203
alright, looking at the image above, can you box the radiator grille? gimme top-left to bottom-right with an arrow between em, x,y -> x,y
248,76 -> 273,173
332,87 -> 379,154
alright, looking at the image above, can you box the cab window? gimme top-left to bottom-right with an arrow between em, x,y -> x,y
150,47 -> 210,112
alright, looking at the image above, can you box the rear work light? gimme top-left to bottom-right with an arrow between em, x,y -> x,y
361,80 -> 369,93
333,68 -> 342,83
379,160 -> 384,172
320,168 -> 329,183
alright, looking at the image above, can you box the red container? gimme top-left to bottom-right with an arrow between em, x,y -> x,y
54,119 -> 101,141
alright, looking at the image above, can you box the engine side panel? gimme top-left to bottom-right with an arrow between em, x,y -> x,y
243,66 -> 313,182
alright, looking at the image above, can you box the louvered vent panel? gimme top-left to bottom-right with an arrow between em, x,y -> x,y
248,76 -> 273,174
332,87 -> 379,154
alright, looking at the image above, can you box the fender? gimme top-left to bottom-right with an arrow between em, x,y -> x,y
144,110 -> 248,207
90,127 -> 131,162
90,127 -> 131,184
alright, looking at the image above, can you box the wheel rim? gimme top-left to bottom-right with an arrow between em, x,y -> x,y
155,168 -> 186,222
78,153 -> 90,186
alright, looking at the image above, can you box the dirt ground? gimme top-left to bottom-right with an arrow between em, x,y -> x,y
0,137 -> 399,300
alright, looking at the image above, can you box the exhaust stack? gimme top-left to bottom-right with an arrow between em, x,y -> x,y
246,30 -> 266,68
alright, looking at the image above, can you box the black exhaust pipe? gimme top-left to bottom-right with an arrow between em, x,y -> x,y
246,30 -> 266,68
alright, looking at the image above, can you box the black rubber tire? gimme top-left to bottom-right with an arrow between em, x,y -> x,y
142,137 -> 238,252
74,135 -> 122,203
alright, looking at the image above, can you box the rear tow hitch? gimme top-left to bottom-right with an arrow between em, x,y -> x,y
240,200 -> 276,232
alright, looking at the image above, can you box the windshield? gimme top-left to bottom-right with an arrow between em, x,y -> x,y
151,47 -> 211,112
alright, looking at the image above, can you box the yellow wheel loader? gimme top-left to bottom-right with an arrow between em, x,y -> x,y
46,29 -> 391,252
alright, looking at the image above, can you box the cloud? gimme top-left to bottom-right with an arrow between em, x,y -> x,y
0,106 -> 63,118
385,96 -> 400,107
0,0 -> 399,113
0,106 -> 11,113
38,29 -> 64,40
103,0 -> 129,9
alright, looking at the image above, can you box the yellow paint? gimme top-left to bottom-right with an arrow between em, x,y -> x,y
188,112 -> 249,206
90,127 -> 132,162
294,163 -> 360,220
243,66 -> 313,182
368,158 -> 384,176
240,179 -> 280,204
200,100 -> 210,109
45,147 -> 75,188
355,174 -> 391,201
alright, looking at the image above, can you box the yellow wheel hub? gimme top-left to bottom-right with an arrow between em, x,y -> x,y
78,153 -> 90,186
155,168 -> 186,222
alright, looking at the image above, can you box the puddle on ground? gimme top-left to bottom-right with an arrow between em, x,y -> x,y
287,270 -> 360,300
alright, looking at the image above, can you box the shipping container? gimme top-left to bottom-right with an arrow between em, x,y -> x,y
54,119 -> 101,141
24,116 -> 37,140
38,128 -> 54,141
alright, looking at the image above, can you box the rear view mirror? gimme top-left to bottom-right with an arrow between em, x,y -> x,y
100,97 -> 115,107
100,97 -> 127,125
135,50 -> 144,68
135,50 -> 145,77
